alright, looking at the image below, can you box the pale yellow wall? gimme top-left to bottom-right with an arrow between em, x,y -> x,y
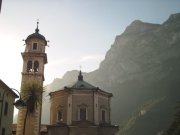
25,38 -> 46,53
50,89 -> 112,125
50,91 -> 68,124
98,94 -> 110,123
0,84 -> 16,135
48,89 -> 118,135
71,90 -> 94,122
22,38 -> 47,75
21,75 -> 44,86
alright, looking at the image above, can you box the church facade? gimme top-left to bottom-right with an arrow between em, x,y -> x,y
47,71 -> 118,135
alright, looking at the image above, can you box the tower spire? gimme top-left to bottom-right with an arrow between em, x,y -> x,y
78,70 -> 83,81
35,19 -> 39,33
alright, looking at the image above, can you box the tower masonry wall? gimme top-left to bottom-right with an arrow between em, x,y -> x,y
17,28 -> 47,135
22,56 -> 45,74
25,38 -> 46,53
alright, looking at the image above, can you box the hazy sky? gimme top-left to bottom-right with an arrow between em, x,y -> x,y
0,0 -> 180,90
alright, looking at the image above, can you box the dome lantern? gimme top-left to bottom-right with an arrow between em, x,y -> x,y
25,21 -> 47,45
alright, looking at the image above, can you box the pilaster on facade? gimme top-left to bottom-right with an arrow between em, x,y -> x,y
67,92 -> 72,125
94,91 -> 99,125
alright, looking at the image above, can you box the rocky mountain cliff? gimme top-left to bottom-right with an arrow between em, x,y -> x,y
42,13 -> 180,135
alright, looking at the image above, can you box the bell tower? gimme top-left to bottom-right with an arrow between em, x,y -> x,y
16,22 -> 48,135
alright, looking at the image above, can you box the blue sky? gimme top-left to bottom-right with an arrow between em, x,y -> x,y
0,0 -> 180,90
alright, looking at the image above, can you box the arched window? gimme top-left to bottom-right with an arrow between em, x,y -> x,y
4,102 -> 8,116
78,104 -> 88,121
33,43 -> 38,50
80,108 -> 86,121
57,110 -> 63,122
34,61 -> 39,72
27,61 -> 32,72
101,110 -> 106,122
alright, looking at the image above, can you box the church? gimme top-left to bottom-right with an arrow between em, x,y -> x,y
16,23 -> 118,135
47,71 -> 119,135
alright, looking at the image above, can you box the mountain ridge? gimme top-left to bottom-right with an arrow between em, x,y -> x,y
43,13 -> 180,135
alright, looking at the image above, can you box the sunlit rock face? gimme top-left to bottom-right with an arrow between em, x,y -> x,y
43,13 -> 180,135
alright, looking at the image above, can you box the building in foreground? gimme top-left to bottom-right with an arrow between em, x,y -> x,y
48,71 -> 118,135
0,80 -> 18,135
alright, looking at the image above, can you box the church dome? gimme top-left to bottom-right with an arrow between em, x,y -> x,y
64,70 -> 98,90
25,22 -> 47,45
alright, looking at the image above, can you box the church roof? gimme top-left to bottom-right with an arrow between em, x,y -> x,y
70,79 -> 97,89
64,71 -> 98,90
49,70 -> 113,97
25,22 -> 47,45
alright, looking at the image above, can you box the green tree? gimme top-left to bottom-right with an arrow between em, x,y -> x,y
22,82 -> 43,114
21,81 -> 43,135
164,102 -> 180,135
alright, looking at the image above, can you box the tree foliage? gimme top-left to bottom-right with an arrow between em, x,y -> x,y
163,102 -> 180,135
22,81 -> 43,114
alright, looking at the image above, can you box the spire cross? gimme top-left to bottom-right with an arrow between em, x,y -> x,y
78,66 -> 83,81
37,19 -> 39,29
35,19 -> 39,33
